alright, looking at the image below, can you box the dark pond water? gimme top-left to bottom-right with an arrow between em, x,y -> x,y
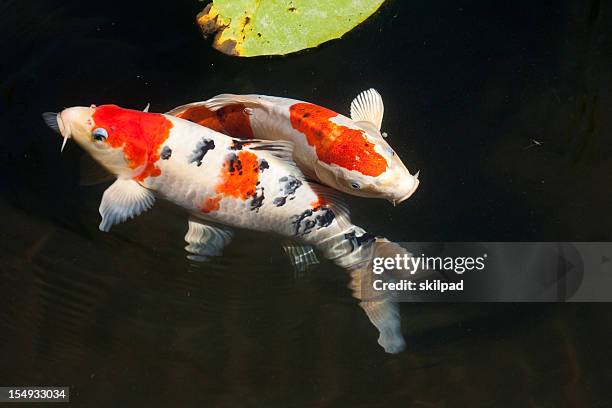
1,0 -> 612,406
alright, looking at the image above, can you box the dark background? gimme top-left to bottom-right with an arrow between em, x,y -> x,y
1,0 -> 611,406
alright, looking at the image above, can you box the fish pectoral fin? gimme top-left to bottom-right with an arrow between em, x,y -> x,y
184,217 -> 234,262
309,183 -> 351,230
245,139 -> 295,161
281,240 -> 320,277
350,88 -> 384,131
98,179 -> 155,232
244,139 -> 305,177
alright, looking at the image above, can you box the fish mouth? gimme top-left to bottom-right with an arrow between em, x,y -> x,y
390,172 -> 420,206
42,111 -> 71,152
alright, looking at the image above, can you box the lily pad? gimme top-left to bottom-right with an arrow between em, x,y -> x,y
197,0 -> 385,57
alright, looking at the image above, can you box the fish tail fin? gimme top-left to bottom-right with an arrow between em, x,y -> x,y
349,238 -> 410,354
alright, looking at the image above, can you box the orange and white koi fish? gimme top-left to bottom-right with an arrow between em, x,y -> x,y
167,89 -> 420,205
43,104 -> 410,353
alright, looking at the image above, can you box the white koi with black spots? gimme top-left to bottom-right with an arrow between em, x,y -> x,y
43,104 -> 410,353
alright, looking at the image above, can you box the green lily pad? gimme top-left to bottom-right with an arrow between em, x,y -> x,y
197,0 -> 385,57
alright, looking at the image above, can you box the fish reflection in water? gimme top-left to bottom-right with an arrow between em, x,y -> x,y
43,104 -> 413,353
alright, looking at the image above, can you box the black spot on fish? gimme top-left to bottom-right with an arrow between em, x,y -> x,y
230,140 -> 250,150
292,207 -> 336,235
279,175 -> 302,196
251,186 -> 265,212
259,159 -> 269,172
292,209 -> 313,235
189,138 -> 215,166
344,230 -> 376,251
303,219 -> 316,234
274,175 -> 303,208
227,153 -> 242,173
273,196 -> 287,207
315,208 -> 335,229
160,146 -> 172,160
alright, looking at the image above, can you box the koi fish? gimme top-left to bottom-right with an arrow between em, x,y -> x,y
43,104 -> 410,353
167,89 -> 420,205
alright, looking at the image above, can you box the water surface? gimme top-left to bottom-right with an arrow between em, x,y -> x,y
1,0 -> 611,406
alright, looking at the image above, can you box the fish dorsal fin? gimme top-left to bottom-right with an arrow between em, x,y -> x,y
184,216 -> 234,262
350,88 -> 384,130
165,102 -> 205,116
309,183 -> 351,230
99,179 -> 155,232
281,240 -> 320,275
201,94 -> 273,112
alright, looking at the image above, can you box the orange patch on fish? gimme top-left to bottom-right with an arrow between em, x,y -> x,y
92,105 -> 173,181
215,151 -> 260,199
201,196 -> 222,213
176,104 -> 253,138
311,197 -> 327,208
201,151 -> 260,214
289,103 -> 387,177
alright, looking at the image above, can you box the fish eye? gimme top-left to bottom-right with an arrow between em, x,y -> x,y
92,127 -> 108,142
350,181 -> 361,190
